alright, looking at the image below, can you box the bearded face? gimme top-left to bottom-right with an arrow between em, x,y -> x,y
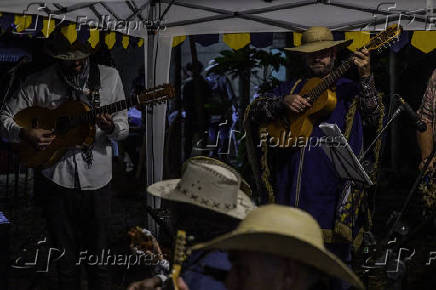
59,58 -> 88,75
304,48 -> 336,77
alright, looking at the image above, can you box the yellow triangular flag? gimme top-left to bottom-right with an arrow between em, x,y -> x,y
172,35 -> 186,47
293,32 -> 302,47
105,32 -> 116,49
14,15 -> 32,33
61,23 -> 77,44
411,31 -> 436,54
89,29 -> 100,48
345,31 -> 371,51
42,19 -> 55,38
223,33 -> 250,50
122,35 -> 129,49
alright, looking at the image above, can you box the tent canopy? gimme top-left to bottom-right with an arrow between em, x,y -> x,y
0,1 -> 433,38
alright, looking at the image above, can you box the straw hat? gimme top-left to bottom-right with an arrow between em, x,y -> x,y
194,204 -> 364,289
147,157 -> 255,220
44,30 -> 92,60
286,26 -> 352,53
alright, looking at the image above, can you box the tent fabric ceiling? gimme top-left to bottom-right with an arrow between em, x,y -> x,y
0,1 -> 433,39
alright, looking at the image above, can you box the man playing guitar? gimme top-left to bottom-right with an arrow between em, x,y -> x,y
0,30 -> 128,290
245,26 -> 383,290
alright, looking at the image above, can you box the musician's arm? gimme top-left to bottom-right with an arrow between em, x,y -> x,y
247,83 -> 291,126
0,86 -> 33,143
105,69 -> 129,141
417,69 -> 436,164
358,74 -> 380,126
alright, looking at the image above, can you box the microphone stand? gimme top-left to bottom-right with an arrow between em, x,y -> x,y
358,97 -> 413,288
360,96 -> 433,287
360,103 -> 403,161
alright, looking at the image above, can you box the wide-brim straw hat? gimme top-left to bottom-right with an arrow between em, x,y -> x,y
193,204 -> 364,289
44,30 -> 92,60
285,26 -> 353,53
148,157 -> 255,220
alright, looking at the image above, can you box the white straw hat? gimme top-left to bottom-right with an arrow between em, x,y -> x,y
147,157 -> 255,220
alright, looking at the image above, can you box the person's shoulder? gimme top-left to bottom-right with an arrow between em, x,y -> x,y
430,68 -> 436,85
26,64 -> 57,82
21,64 -> 58,88
98,64 -> 120,77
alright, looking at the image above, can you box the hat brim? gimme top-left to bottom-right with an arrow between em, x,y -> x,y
193,231 -> 364,290
45,48 -> 91,60
147,179 -> 254,220
285,39 -> 353,53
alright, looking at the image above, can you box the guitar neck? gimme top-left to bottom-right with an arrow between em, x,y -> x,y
73,87 -> 171,125
77,95 -> 138,124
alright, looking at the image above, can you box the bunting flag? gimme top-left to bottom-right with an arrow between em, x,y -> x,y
105,31 -> 116,49
89,29 -> 100,48
251,32 -> 273,48
14,14 -> 32,33
223,33 -> 250,50
42,19 -> 56,38
60,23 -> 78,44
411,31 -> 436,54
293,32 -> 302,47
172,35 -> 186,47
344,31 -> 371,51
191,34 -> 219,47
122,35 -> 129,49
138,38 -> 144,48
391,30 -> 410,53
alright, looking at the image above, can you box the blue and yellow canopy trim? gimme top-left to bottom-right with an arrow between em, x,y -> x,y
172,30 -> 436,54
0,12 -> 145,50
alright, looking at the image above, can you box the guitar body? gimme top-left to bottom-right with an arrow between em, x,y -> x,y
13,100 -> 95,168
263,77 -> 337,147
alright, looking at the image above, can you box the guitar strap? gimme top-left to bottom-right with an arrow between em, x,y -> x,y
88,62 -> 101,109
81,62 -> 101,168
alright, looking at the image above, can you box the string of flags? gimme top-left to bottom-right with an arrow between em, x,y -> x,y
0,12 -> 145,50
2,12 -> 436,54
172,30 -> 436,54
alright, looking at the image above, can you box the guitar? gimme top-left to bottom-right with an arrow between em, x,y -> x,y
13,84 -> 175,168
262,24 -> 401,147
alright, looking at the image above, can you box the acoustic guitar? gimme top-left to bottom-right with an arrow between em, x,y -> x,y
262,24 -> 401,147
14,84 -> 175,168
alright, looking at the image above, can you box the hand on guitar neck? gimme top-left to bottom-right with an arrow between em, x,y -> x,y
95,113 -> 115,134
20,127 -> 55,151
352,48 -> 371,79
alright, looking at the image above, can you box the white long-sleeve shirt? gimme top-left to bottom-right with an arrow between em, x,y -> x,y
0,64 -> 129,190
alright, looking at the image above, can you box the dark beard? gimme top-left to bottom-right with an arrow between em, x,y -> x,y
306,59 -> 335,78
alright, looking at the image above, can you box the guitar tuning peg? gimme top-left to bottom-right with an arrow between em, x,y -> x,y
186,248 -> 192,256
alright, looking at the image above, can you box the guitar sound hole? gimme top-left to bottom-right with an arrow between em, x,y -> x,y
55,116 -> 71,135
